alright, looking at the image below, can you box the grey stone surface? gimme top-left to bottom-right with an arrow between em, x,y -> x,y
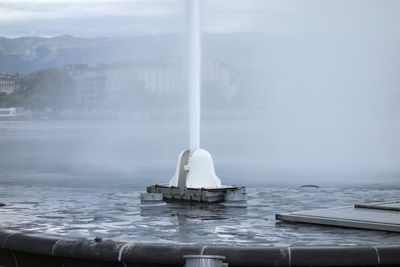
276,202 -> 400,232
355,201 -> 400,212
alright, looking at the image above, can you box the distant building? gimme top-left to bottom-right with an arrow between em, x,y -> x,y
0,73 -> 23,95
64,61 -> 237,110
0,107 -> 29,120
105,65 -> 180,94
64,64 -> 108,109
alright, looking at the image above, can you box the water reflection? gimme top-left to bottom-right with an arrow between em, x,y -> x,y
141,202 -> 246,219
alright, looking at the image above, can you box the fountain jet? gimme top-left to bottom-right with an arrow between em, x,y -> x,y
168,0 -> 221,189
144,0 -> 245,203
188,0 -> 200,153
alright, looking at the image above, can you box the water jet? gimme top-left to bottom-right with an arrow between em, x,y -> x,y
146,0 -> 246,203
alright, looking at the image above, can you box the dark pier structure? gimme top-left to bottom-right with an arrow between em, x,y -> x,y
146,184 -> 246,203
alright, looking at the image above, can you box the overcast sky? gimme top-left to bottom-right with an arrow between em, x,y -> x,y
0,0 -> 399,38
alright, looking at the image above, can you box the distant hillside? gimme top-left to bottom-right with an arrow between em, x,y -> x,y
0,35 -> 184,73
0,33 -> 271,74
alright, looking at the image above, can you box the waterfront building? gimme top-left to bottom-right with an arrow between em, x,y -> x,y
64,61 -> 237,110
0,73 -> 23,95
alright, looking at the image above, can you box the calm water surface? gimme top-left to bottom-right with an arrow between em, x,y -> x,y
0,121 -> 399,245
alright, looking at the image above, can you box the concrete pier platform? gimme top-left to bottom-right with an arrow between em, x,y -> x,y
147,184 -> 246,203
276,201 -> 400,232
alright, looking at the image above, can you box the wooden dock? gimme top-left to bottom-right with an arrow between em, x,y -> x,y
276,201 -> 400,232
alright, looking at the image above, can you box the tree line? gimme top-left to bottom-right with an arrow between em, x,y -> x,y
0,68 -> 75,111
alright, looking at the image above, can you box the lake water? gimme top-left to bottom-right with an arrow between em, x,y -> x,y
0,120 -> 399,245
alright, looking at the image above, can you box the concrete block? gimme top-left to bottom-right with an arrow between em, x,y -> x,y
224,188 -> 246,202
140,193 -> 163,202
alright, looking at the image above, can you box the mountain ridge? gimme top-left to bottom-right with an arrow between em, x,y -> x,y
0,33 -> 270,73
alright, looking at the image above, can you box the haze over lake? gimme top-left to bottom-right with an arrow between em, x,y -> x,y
0,120 -> 398,187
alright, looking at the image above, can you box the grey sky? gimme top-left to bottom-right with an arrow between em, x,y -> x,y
0,0 -> 398,38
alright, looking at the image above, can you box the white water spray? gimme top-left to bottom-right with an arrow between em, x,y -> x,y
188,0 -> 201,152
168,0 -> 222,189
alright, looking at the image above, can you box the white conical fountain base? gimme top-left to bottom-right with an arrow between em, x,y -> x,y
169,149 -> 222,189
145,149 -> 245,203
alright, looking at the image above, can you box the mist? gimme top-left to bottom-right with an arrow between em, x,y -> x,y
0,0 -> 399,187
